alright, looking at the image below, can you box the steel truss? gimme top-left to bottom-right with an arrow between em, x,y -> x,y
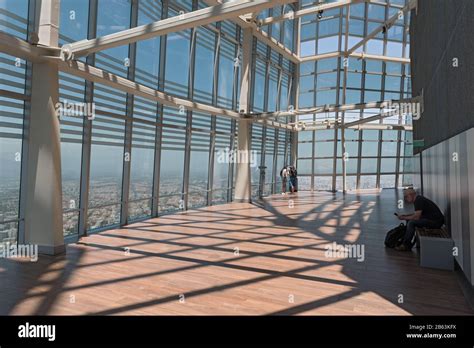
0,0 -> 419,243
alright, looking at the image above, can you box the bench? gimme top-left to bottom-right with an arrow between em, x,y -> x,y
416,226 -> 454,270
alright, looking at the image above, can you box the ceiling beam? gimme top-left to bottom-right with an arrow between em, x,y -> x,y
252,26 -> 300,63
0,31 -> 60,63
57,60 -> 242,119
299,51 -> 410,63
252,96 -> 422,119
57,60 -> 294,131
351,52 -> 410,64
300,123 -> 412,131
255,119 -> 294,131
344,111 -> 395,127
202,0 -> 300,63
61,0 -> 296,60
258,0 -> 364,26
0,32 -> 293,130
346,0 -> 417,56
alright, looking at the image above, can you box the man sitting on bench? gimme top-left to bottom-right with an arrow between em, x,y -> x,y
395,188 -> 445,251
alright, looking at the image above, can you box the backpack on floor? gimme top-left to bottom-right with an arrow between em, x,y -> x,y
384,223 -> 406,248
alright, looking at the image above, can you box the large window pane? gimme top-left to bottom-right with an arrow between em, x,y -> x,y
159,107 -> 186,213
252,59 -> 266,112
194,28 -> 215,104
88,114 -> 125,230
59,73 -> 85,236
165,13 -> 190,97
128,97 -> 157,221
188,112 -> 211,208
218,38 -> 236,109
96,0 -> 131,77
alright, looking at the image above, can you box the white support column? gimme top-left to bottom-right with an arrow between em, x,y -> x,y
341,5 -> 350,193
234,27 -> 253,203
291,1 -> 301,169
23,0 -> 64,254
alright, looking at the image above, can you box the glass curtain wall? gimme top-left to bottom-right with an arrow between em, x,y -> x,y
0,0 -> 29,243
54,0 -> 262,236
298,0 -> 413,191
1,0 -> 297,241
250,35 -> 295,199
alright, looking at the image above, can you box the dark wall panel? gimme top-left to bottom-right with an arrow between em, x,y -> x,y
410,0 -> 474,153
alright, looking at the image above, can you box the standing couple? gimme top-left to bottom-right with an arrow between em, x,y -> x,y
280,165 -> 297,194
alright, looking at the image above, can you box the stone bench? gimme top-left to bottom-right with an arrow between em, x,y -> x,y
416,226 -> 454,270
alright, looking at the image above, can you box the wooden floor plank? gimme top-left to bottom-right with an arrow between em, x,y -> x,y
0,189 -> 472,315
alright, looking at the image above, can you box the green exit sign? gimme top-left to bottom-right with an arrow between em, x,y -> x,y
413,139 -> 424,148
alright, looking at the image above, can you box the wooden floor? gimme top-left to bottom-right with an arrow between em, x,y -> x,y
1,189 -> 472,315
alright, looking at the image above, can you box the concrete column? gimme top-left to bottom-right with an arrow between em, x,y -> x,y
292,5 -> 301,170
234,27 -> 252,203
234,120 -> 252,202
24,0 -> 64,254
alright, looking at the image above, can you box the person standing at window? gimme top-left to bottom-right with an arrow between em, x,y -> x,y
280,166 -> 289,195
288,165 -> 298,193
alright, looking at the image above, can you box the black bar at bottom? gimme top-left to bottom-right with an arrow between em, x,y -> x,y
0,316 -> 473,346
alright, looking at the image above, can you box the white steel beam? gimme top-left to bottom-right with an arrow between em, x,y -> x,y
61,0 -> 295,60
0,32 -> 226,118
255,119 -> 294,131
301,123 -> 412,131
346,0 -> 416,56
57,59 -> 293,132
252,96 -> 422,119
344,111 -> 394,127
299,51 -> 341,62
257,0 -> 410,26
0,31 -> 59,62
57,60 -> 242,119
299,51 -> 410,64
350,124 -> 412,131
351,52 -> 410,64
258,0 -> 364,26
252,26 -> 300,63
0,31 -> 292,129
291,118 -> 410,128
202,0 -> 300,63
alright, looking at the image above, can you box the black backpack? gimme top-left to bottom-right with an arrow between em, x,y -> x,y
384,223 -> 406,248
288,166 -> 297,177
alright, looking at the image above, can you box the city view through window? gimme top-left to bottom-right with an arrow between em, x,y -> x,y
2,0 -> 474,340
1,0 -> 412,243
